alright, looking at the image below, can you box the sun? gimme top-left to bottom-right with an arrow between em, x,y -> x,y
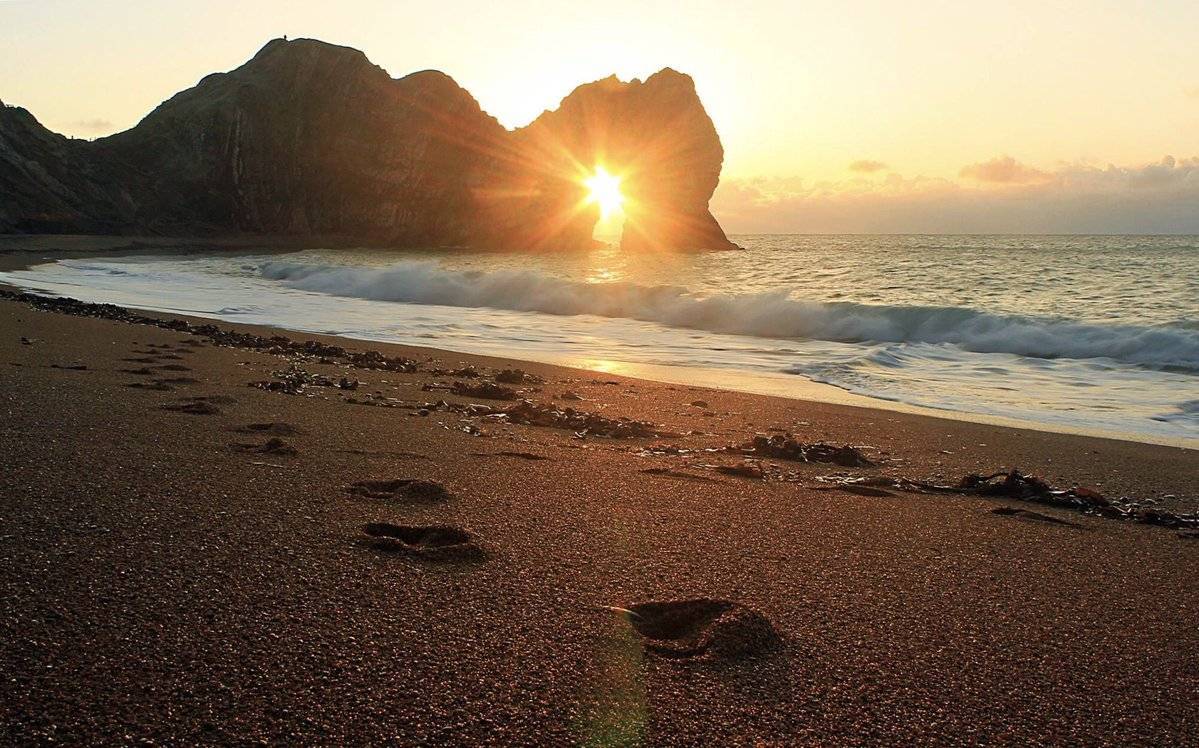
583,166 -> 625,219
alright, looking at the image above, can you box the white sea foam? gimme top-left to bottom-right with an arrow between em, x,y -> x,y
3,237 -> 1196,445
259,260 -> 1199,371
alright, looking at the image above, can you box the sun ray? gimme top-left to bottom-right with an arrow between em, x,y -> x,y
583,166 -> 625,219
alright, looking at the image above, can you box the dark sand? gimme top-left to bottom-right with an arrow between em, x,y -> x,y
0,281 -> 1197,744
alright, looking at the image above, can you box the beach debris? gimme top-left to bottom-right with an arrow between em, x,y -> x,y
835,483 -> 896,497
497,400 -> 658,438
614,599 -> 780,660
450,381 -> 518,400
638,444 -> 697,457
361,522 -> 484,561
817,468 -> 1198,531
251,379 -> 302,395
1,291 -> 421,382
732,434 -> 875,467
814,475 -> 949,493
251,364 -> 336,394
347,349 -> 419,372
344,393 -> 404,408
496,368 -> 544,385
346,478 -> 451,503
427,365 -> 483,378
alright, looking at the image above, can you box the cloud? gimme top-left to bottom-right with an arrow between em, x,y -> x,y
712,155 -> 1199,234
848,159 -> 888,173
959,155 -> 1050,184
63,117 -> 115,134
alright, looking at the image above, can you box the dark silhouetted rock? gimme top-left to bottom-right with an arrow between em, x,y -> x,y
1,39 -> 734,251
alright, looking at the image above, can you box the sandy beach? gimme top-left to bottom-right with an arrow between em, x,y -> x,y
1,270 -> 1197,744
6,4 -> 1199,742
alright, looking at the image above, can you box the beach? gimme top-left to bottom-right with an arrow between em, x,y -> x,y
1,259 -> 1197,744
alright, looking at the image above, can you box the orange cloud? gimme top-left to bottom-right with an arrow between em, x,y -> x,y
712,156 -> 1199,234
958,155 -> 1051,184
848,159 -> 887,173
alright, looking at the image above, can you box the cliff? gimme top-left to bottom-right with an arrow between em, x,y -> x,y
0,38 -> 735,251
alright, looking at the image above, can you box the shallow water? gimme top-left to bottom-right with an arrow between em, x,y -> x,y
3,234 -> 1197,446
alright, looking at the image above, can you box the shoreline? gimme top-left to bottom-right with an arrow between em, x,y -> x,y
1,283 -> 1196,743
3,239 -> 1194,452
4,286 -> 1196,509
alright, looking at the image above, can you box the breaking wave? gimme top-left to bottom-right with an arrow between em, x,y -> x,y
259,259 -> 1199,371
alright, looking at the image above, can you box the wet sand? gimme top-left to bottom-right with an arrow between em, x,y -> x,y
0,287 -> 1197,744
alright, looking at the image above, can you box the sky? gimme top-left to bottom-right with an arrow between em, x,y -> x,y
3,0 -> 1198,233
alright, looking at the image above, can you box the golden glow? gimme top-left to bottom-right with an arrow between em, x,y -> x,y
7,1 -> 1198,232
583,166 -> 625,219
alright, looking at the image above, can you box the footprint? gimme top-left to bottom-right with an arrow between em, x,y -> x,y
615,599 -> 780,660
989,506 -> 1079,527
337,449 -> 430,459
122,357 -> 159,364
128,382 -> 175,391
230,437 -> 298,457
184,395 -> 237,405
155,364 -> 192,372
235,422 -> 300,436
119,367 -> 156,376
49,363 -> 88,371
161,400 -> 221,415
156,377 -> 198,385
361,523 -> 484,561
346,479 -> 451,503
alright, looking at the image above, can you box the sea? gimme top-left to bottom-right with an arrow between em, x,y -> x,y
3,234 -> 1196,447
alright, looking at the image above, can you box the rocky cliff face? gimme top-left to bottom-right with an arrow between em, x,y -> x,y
0,38 -> 735,251
499,70 -> 736,251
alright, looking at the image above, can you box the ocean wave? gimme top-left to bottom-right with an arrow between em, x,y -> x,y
259,260 -> 1199,371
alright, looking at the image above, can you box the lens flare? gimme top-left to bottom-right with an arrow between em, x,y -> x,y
583,166 -> 625,219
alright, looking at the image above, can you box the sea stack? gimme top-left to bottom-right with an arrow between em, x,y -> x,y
0,38 -> 736,251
